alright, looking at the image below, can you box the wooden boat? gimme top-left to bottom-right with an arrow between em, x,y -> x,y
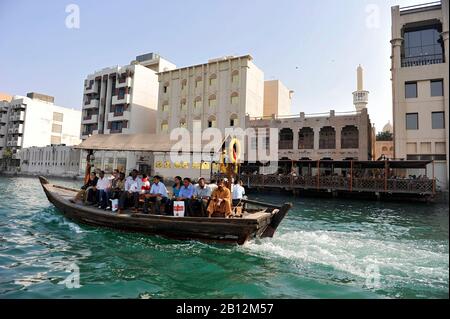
39,176 -> 292,245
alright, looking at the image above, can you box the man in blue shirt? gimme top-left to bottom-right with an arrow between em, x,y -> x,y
175,177 -> 194,216
143,175 -> 169,215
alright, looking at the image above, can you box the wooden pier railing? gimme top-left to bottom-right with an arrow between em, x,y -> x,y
236,174 -> 435,195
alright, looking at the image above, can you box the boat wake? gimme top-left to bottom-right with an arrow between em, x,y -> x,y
243,230 -> 449,297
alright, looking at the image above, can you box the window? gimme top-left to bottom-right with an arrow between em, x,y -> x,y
180,99 -> 187,112
208,117 -> 216,128
162,103 -> 169,112
53,112 -> 63,122
161,121 -> 168,132
111,121 -> 123,131
341,125 -> 359,149
230,115 -> 238,127
405,82 -> 417,98
402,24 -> 444,67
232,71 -> 239,84
194,98 -> 202,110
319,126 -> 336,149
432,112 -> 445,129
298,127 -> 314,149
179,120 -> 187,128
431,80 -> 443,97
195,78 -> 203,89
406,113 -> 418,130
52,124 -> 62,133
231,92 -> 239,105
209,75 -> 217,86
208,98 -> 216,108
181,80 -> 187,91
163,85 -> 168,93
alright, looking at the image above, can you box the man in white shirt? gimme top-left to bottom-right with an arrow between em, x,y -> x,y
232,179 -> 246,206
208,179 -> 218,193
190,177 -> 212,217
96,170 -> 111,209
119,169 -> 142,213
143,175 -> 169,215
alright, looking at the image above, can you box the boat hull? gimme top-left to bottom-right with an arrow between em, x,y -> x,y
39,176 -> 291,245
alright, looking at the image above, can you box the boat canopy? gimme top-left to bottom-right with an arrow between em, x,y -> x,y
74,133 -> 226,153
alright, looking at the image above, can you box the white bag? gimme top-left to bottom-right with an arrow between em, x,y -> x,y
173,201 -> 185,217
110,199 -> 119,212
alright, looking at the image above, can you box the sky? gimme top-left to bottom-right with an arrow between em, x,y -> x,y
0,0 -> 427,132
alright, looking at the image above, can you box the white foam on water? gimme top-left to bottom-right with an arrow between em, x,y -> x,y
244,230 -> 449,292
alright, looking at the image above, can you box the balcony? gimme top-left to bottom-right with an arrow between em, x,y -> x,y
85,81 -> 99,94
82,114 -> 98,124
108,110 -> 131,122
112,94 -> 131,105
0,114 -> 7,124
401,54 -> 444,68
83,99 -> 99,109
0,126 -> 6,136
116,77 -> 132,88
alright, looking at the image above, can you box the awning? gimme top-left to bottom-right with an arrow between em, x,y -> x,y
74,133 -> 226,153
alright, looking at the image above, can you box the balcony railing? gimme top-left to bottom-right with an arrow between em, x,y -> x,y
401,54 -> 444,67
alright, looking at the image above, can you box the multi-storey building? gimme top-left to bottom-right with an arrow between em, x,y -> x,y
78,53 -> 176,174
391,0 -> 449,190
156,55 -> 264,133
0,92 -> 81,158
80,52 -> 176,139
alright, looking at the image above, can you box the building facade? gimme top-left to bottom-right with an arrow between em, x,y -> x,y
0,93 -> 81,158
80,53 -> 176,139
156,55 -> 264,134
17,145 -> 81,177
391,1 -> 449,189
247,108 -> 373,163
79,53 -> 176,174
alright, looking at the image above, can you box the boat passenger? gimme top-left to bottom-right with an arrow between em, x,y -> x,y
172,176 -> 182,198
207,178 -> 232,218
176,177 -> 194,216
143,175 -> 169,215
96,170 -> 111,209
82,171 -> 98,204
190,177 -> 212,217
119,169 -> 142,213
232,179 -> 246,207
141,174 -> 151,193
107,172 -> 126,209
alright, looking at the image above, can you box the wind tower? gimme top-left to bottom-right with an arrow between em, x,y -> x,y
353,65 -> 369,112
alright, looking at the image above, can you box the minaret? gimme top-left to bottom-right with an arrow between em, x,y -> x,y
353,65 -> 369,112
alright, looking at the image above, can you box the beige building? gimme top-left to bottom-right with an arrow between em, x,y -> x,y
391,1 -> 449,190
374,122 -> 394,160
263,80 -> 293,117
0,93 -> 12,102
156,55 -> 264,133
247,108 -> 373,162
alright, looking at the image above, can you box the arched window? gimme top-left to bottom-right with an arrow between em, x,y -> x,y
209,74 -> 217,86
208,94 -> 217,108
181,79 -> 187,91
229,114 -> 239,127
298,127 -> 314,149
231,92 -> 239,105
382,146 -> 388,152
180,98 -> 187,112
319,126 -> 336,149
161,101 -> 169,112
163,82 -> 169,94
179,119 -> 187,128
341,125 -> 359,149
207,116 -> 217,128
194,96 -> 202,110
389,146 -> 393,151
160,120 -> 168,133
279,128 -> 293,149
231,70 -> 239,84
195,76 -> 203,89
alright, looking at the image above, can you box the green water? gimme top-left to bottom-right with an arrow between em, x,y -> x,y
0,176 -> 448,299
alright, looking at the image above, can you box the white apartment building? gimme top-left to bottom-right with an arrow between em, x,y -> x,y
0,92 -> 81,158
156,55 -> 265,133
79,53 -> 176,174
17,145 -> 81,177
391,1 -> 449,190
